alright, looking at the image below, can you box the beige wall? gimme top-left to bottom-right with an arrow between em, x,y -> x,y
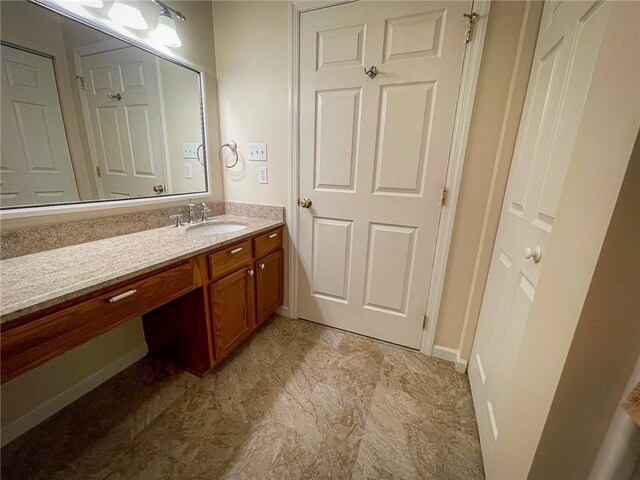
0,321 -> 146,442
0,0 -> 222,444
529,132 -> 640,479
212,1 -> 290,210
433,1 -> 543,363
212,0 -> 291,310
486,1 -> 640,476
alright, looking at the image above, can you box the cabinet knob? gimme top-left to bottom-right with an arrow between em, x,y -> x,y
259,263 -> 266,270
248,269 -> 255,276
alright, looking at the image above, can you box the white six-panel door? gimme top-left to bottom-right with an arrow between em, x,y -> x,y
468,0 -> 612,467
0,44 -> 80,206
298,1 -> 471,348
80,47 -> 166,199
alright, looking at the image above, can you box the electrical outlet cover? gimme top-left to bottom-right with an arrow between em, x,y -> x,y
258,166 -> 268,184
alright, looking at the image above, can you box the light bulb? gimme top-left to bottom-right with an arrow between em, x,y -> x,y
153,10 -> 181,48
108,0 -> 148,30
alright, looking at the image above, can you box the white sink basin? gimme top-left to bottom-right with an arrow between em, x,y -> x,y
187,223 -> 248,235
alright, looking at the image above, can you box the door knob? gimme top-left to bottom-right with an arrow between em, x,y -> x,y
259,263 -> 266,270
298,197 -> 312,208
153,184 -> 165,193
524,246 -> 542,263
248,269 -> 255,276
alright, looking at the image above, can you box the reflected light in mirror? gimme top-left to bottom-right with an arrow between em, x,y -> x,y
153,9 -> 181,48
79,0 -> 104,8
108,0 -> 147,30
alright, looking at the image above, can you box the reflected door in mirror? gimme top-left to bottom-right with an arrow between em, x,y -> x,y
80,47 -> 166,199
1,44 -> 80,206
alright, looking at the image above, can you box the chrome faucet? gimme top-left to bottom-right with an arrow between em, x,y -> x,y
199,202 -> 211,222
186,198 -> 197,224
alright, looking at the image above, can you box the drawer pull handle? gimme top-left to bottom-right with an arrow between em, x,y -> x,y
268,233 -> 278,239
108,289 -> 137,303
259,263 -> 266,270
229,247 -> 243,254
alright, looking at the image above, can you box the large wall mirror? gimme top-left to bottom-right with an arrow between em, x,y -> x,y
0,0 -> 208,210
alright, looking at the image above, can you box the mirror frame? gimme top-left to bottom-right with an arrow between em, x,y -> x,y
1,0 -> 212,220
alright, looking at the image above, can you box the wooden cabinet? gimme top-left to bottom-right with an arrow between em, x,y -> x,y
254,229 -> 282,258
1,226 -> 284,384
208,239 -> 253,281
210,265 -> 255,362
2,261 -> 195,383
256,249 -> 284,326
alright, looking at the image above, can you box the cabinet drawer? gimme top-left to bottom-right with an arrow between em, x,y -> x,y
254,228 -> 283,259
209,240 -> 253,281
1,262 -> 194,383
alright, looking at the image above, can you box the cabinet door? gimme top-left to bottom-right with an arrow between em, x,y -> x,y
256,249 -> 284,325
210,265 -> 255,361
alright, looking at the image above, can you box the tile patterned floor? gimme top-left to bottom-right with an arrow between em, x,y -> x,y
1,316 -> 484,479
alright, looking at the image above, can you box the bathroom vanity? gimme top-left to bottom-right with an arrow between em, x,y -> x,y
0,217 -> 284,384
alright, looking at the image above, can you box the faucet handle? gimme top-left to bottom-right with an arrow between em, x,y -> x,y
169,213 -> 184,227
199,202 -> 212,222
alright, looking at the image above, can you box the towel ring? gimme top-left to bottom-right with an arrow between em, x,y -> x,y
196,144 -> 205,167
218,140 -> 239,168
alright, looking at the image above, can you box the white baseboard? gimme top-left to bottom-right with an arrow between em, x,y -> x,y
276,305 -> 290,318
432,344 -> 468,374
1,344 -> 147,447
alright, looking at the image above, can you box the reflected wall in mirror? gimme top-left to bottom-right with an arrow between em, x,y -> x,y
0,0 -> 208,209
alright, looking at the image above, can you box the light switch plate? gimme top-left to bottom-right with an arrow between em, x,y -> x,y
183,143 -> 199,159
258,166 -> 268,184
248,143 -> 267,161
184,162 -> 193,179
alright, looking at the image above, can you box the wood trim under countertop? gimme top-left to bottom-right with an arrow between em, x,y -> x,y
1,261 -> 195,383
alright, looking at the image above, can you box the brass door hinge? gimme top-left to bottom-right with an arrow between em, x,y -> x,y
464,12 -> 479,43
422,314 -> 428,329
76,75 -> 87,90
440,187 -> 448,206
96,165 -> 102,178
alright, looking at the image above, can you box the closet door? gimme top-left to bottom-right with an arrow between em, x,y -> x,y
468,0 -> 612,467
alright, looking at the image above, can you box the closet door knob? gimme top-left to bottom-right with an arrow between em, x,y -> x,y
524,246 -> 542,263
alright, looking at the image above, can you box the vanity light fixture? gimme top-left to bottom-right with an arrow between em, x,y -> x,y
108,0 -> 148,30
153,7 -> 181,48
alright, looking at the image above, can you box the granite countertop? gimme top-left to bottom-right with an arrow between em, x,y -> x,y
0,214 -> 284,325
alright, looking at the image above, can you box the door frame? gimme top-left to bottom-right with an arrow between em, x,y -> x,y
287,0 -> 491,356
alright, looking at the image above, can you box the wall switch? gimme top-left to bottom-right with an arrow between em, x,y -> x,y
183,143 -> 199,159
184,162 -> 193,179
248,143 -> 267,161
258,166 -> 268,184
